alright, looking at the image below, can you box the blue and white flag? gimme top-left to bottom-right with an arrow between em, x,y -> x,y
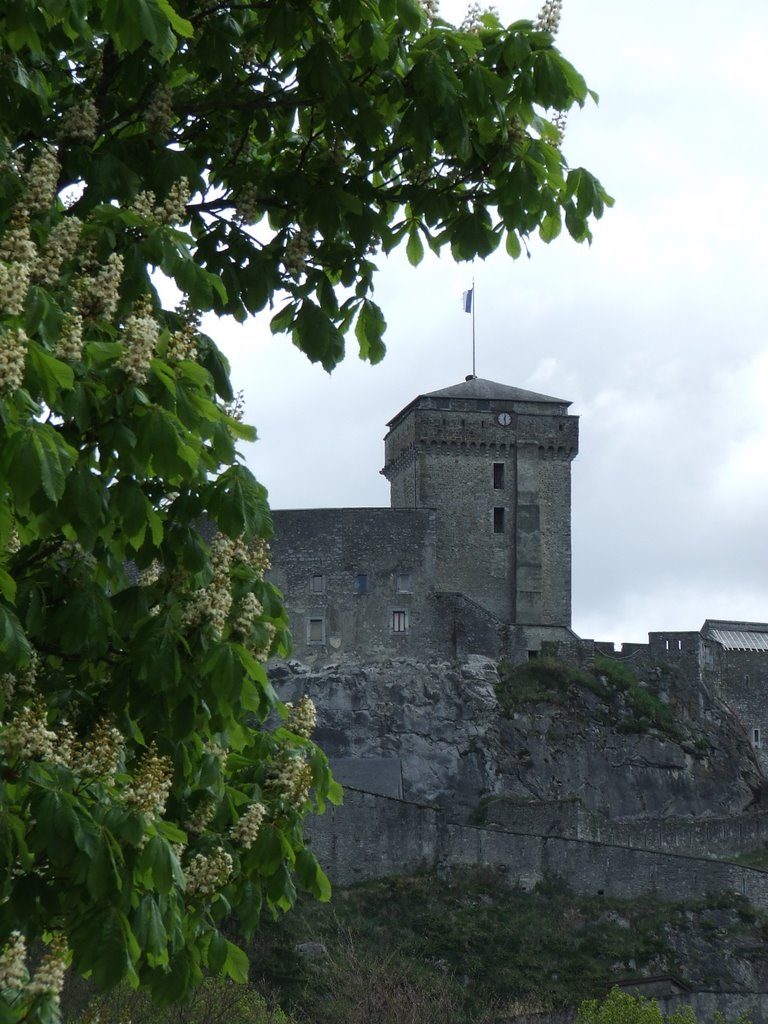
462,288 -> 473,313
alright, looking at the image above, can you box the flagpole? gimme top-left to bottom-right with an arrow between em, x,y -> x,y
471,275 -> 476,378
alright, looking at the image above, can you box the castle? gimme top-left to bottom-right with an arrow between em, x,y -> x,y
269,375 -> 768,773
267,377 -> 768,1015
269,375 -> 579,663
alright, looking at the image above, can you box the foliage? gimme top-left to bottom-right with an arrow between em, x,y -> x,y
495,657 -> 600,713
578,989 -> 753,1024
592,656 -> 685,741
495,655 -> 688,742
0,0 -> 610,1020
245,871 -> 698,1018
69,976 -> 298,1024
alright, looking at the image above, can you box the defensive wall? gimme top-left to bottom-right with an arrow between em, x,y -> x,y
304,788 -> 768,911
484,798 -> 768,860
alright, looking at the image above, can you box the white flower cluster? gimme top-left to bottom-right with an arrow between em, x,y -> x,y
234,183 -> 260,225
132,179 -> 190,227
283,227 -> 312,277
59,98 -> 98,142
183,533 -> 236,633
156,179 -> 190,226
118,295 -> 160,384
461,1 -> 497,32
73,717 -> 123,782
54,719 -> 76,768
535,0 -> 562,34
206,740 -> 229,765
253,621 -> 276,662
267,755 -> 313,807
229,801 -> 266,849
186,794 -> 216,834
25,147 -> 60,213
166,322 -> 198,362
0,673 -> 15,703
0,931 -> 28,992
125,743 -> 173,822
184,846 -> 233,897
53,312 -> 84,362
287,695 -> 317,739
145,85 -> 174,136
38,215 -> 83,286
138,560 -> 162,587
0,327 -> 28,396
76,252 -> 124,320
225,389 -> 245,422
551,110 -> 568,147
248,537 -> 271,580
2,696 -> 57,761
231,591 -> 263,639
0,214 -> 37,315
26,933 -> 68,1005
419,0 -> 439,20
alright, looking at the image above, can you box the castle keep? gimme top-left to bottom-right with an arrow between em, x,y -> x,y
269,376 -> 579,662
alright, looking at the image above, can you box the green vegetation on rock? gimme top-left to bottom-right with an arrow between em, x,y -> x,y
239,871 -> 766,1022
495,656 -> 689,743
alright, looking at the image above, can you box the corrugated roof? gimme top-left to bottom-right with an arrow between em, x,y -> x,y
708,629 -> 768,652
703,620 -> 768,651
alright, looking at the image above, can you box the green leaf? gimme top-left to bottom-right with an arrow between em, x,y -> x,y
505,231 -> 522,258
354,299 -> 387,364
0,569 -> 16,603
221,940 -> 249,983
138,835 -> 185,895
406,227 -> 424,267
539,210 -> 562,243
0,604 -> 32,665
132,895 -> 169,959
71,906 -> 139,991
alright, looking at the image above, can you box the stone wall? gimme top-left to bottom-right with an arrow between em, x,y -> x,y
305,789 -> 768,910
486,797 -> 768,859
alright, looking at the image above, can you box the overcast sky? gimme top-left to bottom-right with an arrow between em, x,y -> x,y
211,0 -> 768,645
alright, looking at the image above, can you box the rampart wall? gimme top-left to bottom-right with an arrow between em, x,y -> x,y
305,789 -> 768,910
485,799 -> 768,859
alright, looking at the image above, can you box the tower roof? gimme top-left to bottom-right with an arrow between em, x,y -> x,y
424,377 -> 570,405
386,376 -> 571,428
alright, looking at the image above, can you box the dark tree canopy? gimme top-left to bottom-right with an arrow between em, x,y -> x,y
0,1 -> 610,1021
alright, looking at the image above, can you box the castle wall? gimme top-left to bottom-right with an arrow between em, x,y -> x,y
717,650 -> 768,772
269,508 -> 453,663
305,789 -> 768,910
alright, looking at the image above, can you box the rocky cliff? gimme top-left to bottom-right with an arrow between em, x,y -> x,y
271,655 -> 763,824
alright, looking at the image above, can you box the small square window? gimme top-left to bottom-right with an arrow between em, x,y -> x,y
355,574 -> 369,594
307,618 -> 325,644
310,574 -> 325,594
391,610 -> 408,634
493,507 -> 505,533
396,572 -> 412,594
493,463 -> 505,489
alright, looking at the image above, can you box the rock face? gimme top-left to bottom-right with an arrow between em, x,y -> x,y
271,656 -> 762,823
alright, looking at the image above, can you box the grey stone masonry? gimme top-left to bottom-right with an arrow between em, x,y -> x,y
268,377 -> 578,665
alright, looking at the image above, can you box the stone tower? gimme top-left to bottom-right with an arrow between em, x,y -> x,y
381,376 -> 578,627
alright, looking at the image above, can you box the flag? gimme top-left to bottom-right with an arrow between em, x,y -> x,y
462,288 -> 473,313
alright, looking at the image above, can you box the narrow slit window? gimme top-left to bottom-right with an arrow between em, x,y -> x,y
355,574 -> 369,594
307,618 -> 325,644
396,572 -> 412,594
310,574 -> 325,594
493,462 -> 505,489
391,610 -> 408,634
754,728 -> 761,748
493,507 -> 505,533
